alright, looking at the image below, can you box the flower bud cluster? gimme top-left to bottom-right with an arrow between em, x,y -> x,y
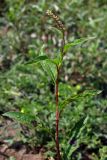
46,10 -> 66,32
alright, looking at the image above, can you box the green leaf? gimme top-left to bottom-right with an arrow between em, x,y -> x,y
63,116 -> 88,159
59,94 -> 80,109
48,26 -> 63,37
60,90 -> 101,112
40,46 -> 57,83
40,60 -> 57,83
26,55 -> 49,64
49,58 -> 62,66
3,112 -> 35,125
64,37 -> 95,52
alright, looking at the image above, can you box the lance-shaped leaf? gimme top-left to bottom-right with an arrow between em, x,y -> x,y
64,37 -> 95,53
63,116 -> 88,160
48,26 -> 63,38
40,60 -> 57,83
59,90 -> 101,113
26,55 -> 49,64
39,46 -> 57,83
3,112 -> 35,125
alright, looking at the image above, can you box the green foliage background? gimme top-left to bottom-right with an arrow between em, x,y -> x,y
0,0 -> 107,159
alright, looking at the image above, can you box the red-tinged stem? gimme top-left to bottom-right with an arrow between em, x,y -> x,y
55,31 -> 65,160
55,66 -> 61,160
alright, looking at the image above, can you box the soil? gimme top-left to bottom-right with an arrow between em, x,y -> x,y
0,116 -> 45,160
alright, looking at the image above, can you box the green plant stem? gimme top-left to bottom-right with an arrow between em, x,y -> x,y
55,66 -> 61,160
61,32 -> 66,57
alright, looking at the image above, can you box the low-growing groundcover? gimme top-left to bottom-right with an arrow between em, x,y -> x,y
0,0 -> 107,160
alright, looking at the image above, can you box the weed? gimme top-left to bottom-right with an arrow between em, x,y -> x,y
3,9 -> 100,160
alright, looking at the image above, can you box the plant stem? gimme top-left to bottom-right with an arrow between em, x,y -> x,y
55,31 -> 66,160
61,32 -> 66,57
55,66 -> 61,160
